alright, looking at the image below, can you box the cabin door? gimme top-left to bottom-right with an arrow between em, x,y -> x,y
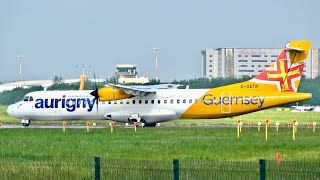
221,92 -> 232,113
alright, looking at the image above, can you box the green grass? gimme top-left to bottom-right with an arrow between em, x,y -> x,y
0,127 -> 319,161
0,119 -> 319,178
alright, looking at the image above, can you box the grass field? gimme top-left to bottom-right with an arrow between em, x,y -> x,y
0,126 -> 319,161
0,105 -> 319,178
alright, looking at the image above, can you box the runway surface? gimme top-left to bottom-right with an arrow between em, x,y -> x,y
0,124 -> 234,129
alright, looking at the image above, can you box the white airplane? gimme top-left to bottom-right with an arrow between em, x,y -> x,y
7,40 -> 313,127
291,105 -> 315,112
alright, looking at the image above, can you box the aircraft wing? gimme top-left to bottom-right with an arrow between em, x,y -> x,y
107,84 -> 157,97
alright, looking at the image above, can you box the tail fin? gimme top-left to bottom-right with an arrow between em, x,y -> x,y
250,40 -> 311,92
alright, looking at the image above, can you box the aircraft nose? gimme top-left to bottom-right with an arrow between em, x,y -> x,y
6,105 -> 14,117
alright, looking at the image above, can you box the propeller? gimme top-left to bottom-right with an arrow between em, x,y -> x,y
90,73 -> 99,112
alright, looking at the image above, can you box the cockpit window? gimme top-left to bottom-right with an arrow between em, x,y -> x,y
23,96 -> 29,102
20,96 -> 33,102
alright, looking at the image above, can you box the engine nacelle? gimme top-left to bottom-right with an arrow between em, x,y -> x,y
98,87 -> 132,101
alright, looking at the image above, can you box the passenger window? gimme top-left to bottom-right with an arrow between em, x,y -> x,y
132,100 -> 136,104
151,100 -> 154,104
189,99 -> 192,103
120,101 -> 123,104
177,99 -> 180,104
164,100 -> 167,104
126,101 -> 129,104
158,100 -> 161,104
29,96 -> 33,101
145,100 -> 148,104
183,99 -> 186,104
170,99 -> 174,104
139,100 -> 142,104
114,101 -> 117,104
195,99 -> 198,103
108,101 -> 111,104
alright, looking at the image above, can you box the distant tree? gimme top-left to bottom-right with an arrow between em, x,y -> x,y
53,75 -> 63,84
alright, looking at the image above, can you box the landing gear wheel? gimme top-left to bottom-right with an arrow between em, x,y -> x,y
22,123 -> 30,127
145,123 -> 157,127
141,119 -> 146,124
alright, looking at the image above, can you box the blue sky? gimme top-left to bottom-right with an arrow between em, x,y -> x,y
1,0 -> 319,82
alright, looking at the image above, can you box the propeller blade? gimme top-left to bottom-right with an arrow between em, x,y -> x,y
92,73 -> 99,112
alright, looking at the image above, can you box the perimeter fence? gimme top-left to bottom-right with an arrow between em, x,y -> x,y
0,156 -> 319,179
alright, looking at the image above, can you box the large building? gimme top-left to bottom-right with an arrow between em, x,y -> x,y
201,48 -> 319,79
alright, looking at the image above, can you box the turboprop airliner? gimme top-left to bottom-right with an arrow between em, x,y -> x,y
7,40 -> 312,127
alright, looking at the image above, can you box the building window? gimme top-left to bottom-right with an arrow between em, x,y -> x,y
258,65 -> 261,67
238,60 -> 248,62
271,55 -> 278,57
209,60 -> 213,62
239,65 -> 248,67
209,55 -> 212,57
252,65 -> 254,67
209,65 -> 212,67
265,65 -> 269,67
238,55 -> 241,57
239,70 -> 254,72
252,60 -> 268,62
209,70 -> 212,72
265,55 -> 267,57
251,55 -> 261,57
271,60 -> 276,62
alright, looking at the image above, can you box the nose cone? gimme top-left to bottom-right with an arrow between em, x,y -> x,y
6,105 -> 14,117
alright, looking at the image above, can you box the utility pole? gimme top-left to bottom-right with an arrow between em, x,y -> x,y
153,48 -> 160,81
17,55 -> 24,87
75,64 -> 95,75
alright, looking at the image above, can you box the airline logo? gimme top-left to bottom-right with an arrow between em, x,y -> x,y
35,95 -> 96,112
202,94 -> 266,108
254,49 -> 304,92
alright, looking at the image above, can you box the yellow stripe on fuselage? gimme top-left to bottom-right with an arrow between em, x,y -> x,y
180,82 -> 311,119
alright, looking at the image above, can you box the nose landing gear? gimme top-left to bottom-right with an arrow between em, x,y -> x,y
21,119 -> 30,127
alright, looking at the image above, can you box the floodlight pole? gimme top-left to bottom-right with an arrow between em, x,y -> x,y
17,55 -> 24,87
76,64 -> 95,75
153,48 -> 160,81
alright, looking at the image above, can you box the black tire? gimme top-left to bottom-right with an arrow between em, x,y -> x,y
145,123 -> 157,127
141,119 -> 146,124
22,123 -> 30,127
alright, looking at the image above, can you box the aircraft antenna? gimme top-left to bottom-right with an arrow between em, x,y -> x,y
153,48 -> 160,81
